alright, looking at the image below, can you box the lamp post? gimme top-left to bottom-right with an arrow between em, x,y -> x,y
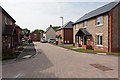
60,17 -> 63,27
60,17 -> 64,46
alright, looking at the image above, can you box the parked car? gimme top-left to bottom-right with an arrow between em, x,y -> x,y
41,39 -> 47,43
28,39 -> 32,44
22,38 -> 25,42
48,38 -> 56,43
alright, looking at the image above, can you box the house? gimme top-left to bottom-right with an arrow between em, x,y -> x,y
73,1 -> 120,52
43,25 -> 56,41
29,31 -> 41,41
56,21 -> 74,44
1,6 -> 23,54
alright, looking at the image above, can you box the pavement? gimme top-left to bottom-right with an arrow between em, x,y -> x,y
2,42 -> 118,78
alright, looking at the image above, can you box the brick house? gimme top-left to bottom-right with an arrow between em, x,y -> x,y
1,6 -> 23,54
29,31 -> 41,41
73,1 -> 120,52
56,21 -> 73,44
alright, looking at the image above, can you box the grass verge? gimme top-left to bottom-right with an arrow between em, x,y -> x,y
63,46 -> 120,55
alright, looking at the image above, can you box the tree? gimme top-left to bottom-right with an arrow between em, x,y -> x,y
52,26 -> 61,30
33,29 -> 44,33
22,28 -> 30,37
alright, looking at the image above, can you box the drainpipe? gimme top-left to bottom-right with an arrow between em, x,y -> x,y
108,13 -> 109,52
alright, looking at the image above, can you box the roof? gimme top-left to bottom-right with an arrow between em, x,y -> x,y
74,1 -> 120,24
75,28 -> 92,36
2,25 -> 16,35
0,6 -> 16,23
57,21 -> 74,31
45,25 -> 55,33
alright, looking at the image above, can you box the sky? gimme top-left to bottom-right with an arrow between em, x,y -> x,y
0,0 -> 115,31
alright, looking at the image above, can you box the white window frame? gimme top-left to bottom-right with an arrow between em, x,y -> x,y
96,16 -> 103,26
76,24 -> 78,30
96,35 -> 103,46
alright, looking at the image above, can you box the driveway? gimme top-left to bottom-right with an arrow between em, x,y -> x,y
2,42 -> 118,78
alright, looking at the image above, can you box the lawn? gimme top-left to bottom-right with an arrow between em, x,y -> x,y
63,46 -> 120,55
64,46 -> 75,49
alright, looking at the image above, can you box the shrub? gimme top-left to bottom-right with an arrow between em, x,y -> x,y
18,46 -> 24,51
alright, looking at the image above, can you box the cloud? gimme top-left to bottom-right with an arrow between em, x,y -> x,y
0,0 -> 114,31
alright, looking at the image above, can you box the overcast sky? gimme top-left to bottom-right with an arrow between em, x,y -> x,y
0,0 -> 114,31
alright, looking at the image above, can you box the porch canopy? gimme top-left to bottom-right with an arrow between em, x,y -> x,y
75,28 -> 92,36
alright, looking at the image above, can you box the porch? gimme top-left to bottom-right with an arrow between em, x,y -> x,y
75,28 -> 92,49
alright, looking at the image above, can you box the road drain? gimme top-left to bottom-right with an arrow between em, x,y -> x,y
90,64 -> 113,71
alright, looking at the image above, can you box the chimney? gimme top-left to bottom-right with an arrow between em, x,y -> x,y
50,25 -> 52,27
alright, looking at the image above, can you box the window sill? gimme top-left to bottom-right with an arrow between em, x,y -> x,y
96,45 -> 103,47
96,24 -> 103,27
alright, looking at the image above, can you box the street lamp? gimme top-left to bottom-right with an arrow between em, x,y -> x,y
60,17 -> 63,27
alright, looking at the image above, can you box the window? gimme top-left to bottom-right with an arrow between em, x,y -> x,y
5,16 -> 7,24
10,21 -> 13,25
88,36 -> 90,40
84,21 -> 87,27
96,16 -> 103,25
61,30 -> 62,34
76,36 -> 79,44
34,34 -> 37,38
81,36 -> 83,40
57,31 -> 59,35
76,24 -> 78,30
96,35 -> 103,46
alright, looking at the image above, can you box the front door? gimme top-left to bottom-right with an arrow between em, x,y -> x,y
84,36 -> 87,45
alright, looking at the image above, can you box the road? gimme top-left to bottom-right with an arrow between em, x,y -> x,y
2,42 -> 118,78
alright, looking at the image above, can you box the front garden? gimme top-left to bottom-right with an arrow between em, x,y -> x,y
2,42 -> 28,60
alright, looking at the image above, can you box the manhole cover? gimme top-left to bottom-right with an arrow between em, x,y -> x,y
90,64 -> 113,71
23,55 -> 32,59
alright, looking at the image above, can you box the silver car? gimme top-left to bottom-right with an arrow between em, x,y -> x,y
48,38 -> 56,43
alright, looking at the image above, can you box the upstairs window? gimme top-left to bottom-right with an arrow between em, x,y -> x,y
10,21 -> 13,25
96,16 -> 103,25
76,24 -> 78,30
84,21 -> 87,27
5,16 -> 7,24
34,34 -> 37,38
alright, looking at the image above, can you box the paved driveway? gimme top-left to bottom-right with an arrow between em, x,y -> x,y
2,42 -> 118,78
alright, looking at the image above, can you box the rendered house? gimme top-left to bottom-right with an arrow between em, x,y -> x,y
44,25 -> 56,41
56,21 -> 73,44
0,6 -> 23,54
73,1 -> 120,52
29,31 -> 41,41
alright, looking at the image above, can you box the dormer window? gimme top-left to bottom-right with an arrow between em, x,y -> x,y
84,21 -> 87,28
5,16 -> 7,24
96,16 -> 103,26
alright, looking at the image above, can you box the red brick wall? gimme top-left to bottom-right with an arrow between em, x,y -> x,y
30,31 -> 40,41
64,29 -> 73,44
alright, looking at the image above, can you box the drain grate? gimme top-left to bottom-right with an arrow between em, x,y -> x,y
90,64 -> 113,71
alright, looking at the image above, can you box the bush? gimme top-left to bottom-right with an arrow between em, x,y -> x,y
2,50 -> 21,60
18,46 -> 24,51
22,43 -> 28,46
